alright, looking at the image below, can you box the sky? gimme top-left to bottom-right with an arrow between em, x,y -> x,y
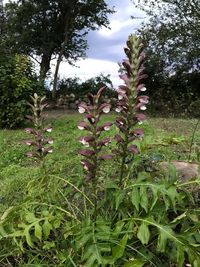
3,0 -> 146,87
51,0 -> 146,87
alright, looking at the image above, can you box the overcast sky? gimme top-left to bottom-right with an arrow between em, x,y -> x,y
3,0 -> 146,87
52,0 -> 146,87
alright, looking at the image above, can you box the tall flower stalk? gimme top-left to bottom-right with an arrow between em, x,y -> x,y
114,34 -> 149,185
78,87 -> 113,218
24,93 -> 53,164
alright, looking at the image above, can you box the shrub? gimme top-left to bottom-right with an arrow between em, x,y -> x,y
0,54 -> 43,128
56,74 -> 117,104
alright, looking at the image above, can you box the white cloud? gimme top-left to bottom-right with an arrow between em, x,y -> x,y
50,58 -> 121,87
98,19 -> 134,37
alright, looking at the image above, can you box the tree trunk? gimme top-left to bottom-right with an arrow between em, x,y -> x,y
52,52 -> 63,100
39,52 -> 52,82
52,2 -> 77,99
52,32 -> 69,100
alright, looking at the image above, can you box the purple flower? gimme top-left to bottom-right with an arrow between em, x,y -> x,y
116,117 -> 126,127
77,122 -> 90,131
80,159 -> 94,171
97,137 -> 110,147
99,103 -> 111,114
138,95 -> 149,104
137,83 -> 147,92
135,103 -> 147,111
102,122 -> 113,131
86,114 -> 96,124
78,103 -> 89,114
25,128 -> 35,134
132,129 -> 144,138
129,144 -> 139,154
98,154 -> 113,160
119,74 -> 130,85
79,149 -> 95,157
79,136 -> 94,147
43,127 -> 52,133
135,114 -> 146,124
114,134 -> 123,143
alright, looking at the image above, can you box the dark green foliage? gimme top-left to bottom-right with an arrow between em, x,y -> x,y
0,54 -> 43,128
56,74 -> 117,102
4,0 -> 114,80
134,0 -> 200,115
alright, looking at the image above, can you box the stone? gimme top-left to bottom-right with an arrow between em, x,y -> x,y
159,161 -> 200,181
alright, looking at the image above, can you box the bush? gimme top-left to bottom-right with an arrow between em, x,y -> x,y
56,74 -> 117,101
0,54 -> 43,128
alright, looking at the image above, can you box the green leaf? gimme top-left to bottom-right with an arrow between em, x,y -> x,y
24,228 -> 34,248
171,212 -> 187,224
137,222 -> 150,245
115,190 -> 125,210
130,188 -> 140,211
43,220 -> 52,239
76,232 -> 92,250
177,245 -> 185,267
25,212 -> 36,223
140,187 -> 148,213
0,206 -> 14,221
105,180 -> 119,189
123,259 -> 146,267
113,221 -> 125,236
157,226 -> 174,252
42,241 -> 55,250
83,244 -> 102,267
112,234 -> 128,260
0,225 -> 7,237
34,222 -> 42,241
167,186 -> 177,209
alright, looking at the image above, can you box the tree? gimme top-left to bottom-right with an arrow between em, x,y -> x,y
4,0 -> 114,98
0,53 -> 43,128
134,0 -> 200,72
130,0 -> 200,114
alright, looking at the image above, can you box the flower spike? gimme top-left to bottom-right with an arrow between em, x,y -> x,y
114,34 -> 149,183
78,87 -> 113,181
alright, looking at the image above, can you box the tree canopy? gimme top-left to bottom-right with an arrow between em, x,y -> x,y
4,0 -> 114,80
134,0 -> 200,73
131,0 -> 200,115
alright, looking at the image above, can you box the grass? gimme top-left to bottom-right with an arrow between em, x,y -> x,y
0,110 -> 199,214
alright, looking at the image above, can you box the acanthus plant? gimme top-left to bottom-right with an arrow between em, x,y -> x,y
114,34 -> 149,184
78,87 -> 113,181
24,93 -> 53,162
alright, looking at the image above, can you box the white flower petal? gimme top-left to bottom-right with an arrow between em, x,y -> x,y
140,105 -> 147,111
78,107 -> 86,114
102,106 -> 110,113
118,94 -> 123,100
115,107 -> 121,113
104,126 -> 111,131
26,142 -> 31,146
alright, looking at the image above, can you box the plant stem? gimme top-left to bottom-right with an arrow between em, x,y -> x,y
188,119 -> 200,161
